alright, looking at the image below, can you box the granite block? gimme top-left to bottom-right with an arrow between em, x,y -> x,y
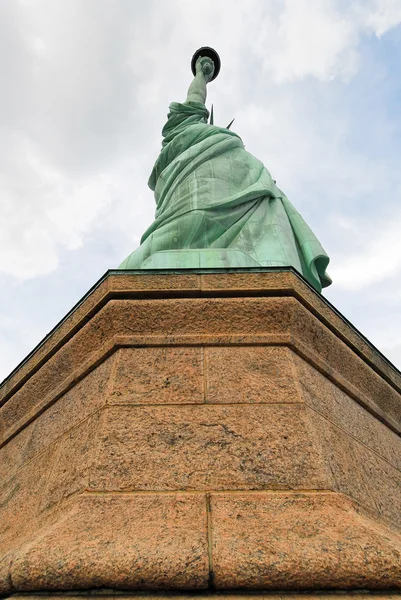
43,412 -> 101,510
312,412 -> 401,528
9,493 -> 208,591
205,346 -> 300,404
211,491 -> 401,589
294,353 -> 401,470
1,345 -> 74,436
0,446 -> 57,555
90,404 -> 328,492
109,347 -> 204,405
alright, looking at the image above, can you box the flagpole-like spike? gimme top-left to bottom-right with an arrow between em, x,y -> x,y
210,104 -> 214,125
226,118 -> 235,130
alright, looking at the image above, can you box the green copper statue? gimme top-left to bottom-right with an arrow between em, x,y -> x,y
119,47 -> 332,292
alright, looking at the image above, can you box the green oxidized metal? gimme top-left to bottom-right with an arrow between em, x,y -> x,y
119,48 -> 331,293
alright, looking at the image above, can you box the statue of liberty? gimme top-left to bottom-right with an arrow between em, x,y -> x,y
119,47 -> 331,293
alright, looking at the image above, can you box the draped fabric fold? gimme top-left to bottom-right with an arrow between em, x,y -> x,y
120,101 -> 331,292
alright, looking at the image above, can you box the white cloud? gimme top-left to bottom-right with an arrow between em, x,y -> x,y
329,211 -> 401,289
268,0 -> 360,83
364,0 -> 401,37
0,134 -> 121,279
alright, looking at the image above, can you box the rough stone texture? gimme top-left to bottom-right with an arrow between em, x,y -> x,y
67,304 -> 117,370
43,412 -> 101,511
211,492 -> 401,590
205,346 -> 300,404
0,344 -> 74,437
0,446 -> 58,556
362,448 -> 401,528
312,412 -> 401,529
290,302 -> 401,431
0,424 -> 31,483
2,494 -> 208,593
89,404 -> 329,492
294,352 -> 401,470
0,358 -> 114,480
110,296 -> 291,337
0,270 -> 400,594
197,271 -> 401,391
109,347 -> 204,405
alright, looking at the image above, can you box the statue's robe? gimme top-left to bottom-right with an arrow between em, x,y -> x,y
120,101 -> 331,292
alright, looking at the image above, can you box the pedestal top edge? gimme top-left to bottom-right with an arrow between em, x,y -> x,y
0,268 -> 400,399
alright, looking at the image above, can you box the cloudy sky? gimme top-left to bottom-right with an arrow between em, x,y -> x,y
1,0 -> 401,381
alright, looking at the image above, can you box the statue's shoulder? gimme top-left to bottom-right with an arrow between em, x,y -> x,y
161,101 -> 209,141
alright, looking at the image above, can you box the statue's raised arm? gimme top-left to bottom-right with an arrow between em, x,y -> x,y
185,55 -> 215,104
119,47 -> 332,293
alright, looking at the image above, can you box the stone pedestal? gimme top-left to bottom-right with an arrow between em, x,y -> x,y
1,269 -> 400,597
